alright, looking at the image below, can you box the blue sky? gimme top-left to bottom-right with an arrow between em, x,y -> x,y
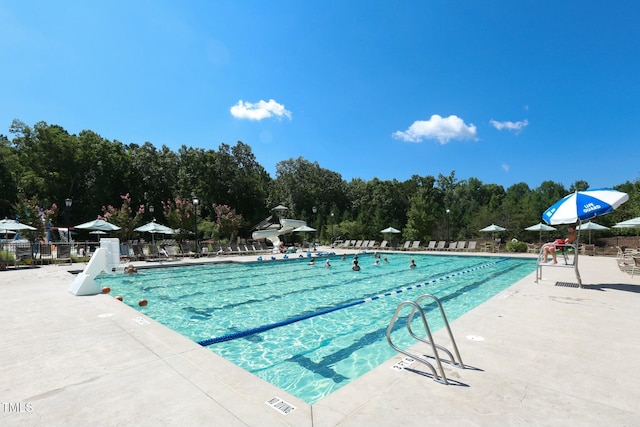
2,1 -> 639,190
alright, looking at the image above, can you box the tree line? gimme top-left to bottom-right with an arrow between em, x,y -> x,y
1,119 -> 639,245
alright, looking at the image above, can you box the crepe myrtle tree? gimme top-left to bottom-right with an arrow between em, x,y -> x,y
101,193 -> 146,242
212,203 -> 244,242
10,196 -> 59,239
161,197 -> 197,242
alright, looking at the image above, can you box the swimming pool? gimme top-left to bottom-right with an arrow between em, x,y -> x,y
98,253 -> 535,404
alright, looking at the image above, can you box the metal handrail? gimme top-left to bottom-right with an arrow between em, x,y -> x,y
386,294 -> 464,385
386,301 -> 445,384
408,294 -> 463,368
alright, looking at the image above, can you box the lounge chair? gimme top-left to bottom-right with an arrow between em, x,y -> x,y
379,240 -> 388,249
446,241 -> 457,251
132,244 -> 146,260
580,244 -> 596,256
466,241 -> 477,252
632,257 -> 640,278
411,241 -> 421,250
165,245 -> 180,258
455,241 -> 466,251
56,244 -> 72,263
401,241 -> 411,250
436,241 -> 446,250
14,243 -> 34,268
38,243 -> 53,264
527,243 -> 540,254
425,241 -> 436,251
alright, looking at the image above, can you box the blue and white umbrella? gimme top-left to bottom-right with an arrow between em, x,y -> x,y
542,188 -> 629,225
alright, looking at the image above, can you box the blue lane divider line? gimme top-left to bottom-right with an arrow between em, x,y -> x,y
198,258 -> 510,347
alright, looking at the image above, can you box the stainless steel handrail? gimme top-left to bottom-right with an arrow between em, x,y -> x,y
386,294 -> 464,385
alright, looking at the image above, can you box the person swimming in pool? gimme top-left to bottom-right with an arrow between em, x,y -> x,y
352,259 -> 361,271
409,259 -> 416,269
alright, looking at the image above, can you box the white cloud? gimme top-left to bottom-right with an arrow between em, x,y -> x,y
502,163 -> 510,172
490,119 -> 528,133
230,99 -> 292,121
392,114 -> 477,144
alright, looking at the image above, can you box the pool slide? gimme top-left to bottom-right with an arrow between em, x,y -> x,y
69,238 -> 122,295
251,218 -> 308,250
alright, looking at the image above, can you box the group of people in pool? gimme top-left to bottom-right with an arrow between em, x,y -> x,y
308,251 -> 417,270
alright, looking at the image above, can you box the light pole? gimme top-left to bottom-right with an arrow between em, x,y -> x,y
312,206 -> 317,251
446,208 -> 450,242
330,212 -> 334,247
149,205 -> 155,247
192,196 -> 199,256
65,198 -> 72,243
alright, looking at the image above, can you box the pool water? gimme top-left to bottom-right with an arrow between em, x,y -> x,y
98,253 -> 535,404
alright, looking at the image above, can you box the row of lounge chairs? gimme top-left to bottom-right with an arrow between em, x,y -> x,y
405,240 -> 479,252
1,242 -> 74,268
335,240 -> 383,249
335,239 -> 485,252
119,241 -> 274,261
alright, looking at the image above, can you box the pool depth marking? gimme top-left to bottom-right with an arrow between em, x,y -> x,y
197,258 -> 509,346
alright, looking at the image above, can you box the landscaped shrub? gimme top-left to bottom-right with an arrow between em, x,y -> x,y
505,240 -> 528,253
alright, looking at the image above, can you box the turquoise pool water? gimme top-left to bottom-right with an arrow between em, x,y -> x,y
98,253 -> 535,404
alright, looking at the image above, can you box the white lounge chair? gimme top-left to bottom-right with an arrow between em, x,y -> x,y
436,241 -> 446,250
425,241 -> 436,250
411,241 -> 421,250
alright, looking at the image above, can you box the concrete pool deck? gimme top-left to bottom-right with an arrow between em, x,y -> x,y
2,250 -> 640,426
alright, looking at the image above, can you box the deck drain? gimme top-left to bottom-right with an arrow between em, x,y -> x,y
391,356 -> 416,371
265,396 -> 296,415
132,316 -> 149,325
555,282 -> 580,288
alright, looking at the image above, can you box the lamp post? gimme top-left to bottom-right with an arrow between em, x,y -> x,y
192,196 -> 199,256
311,206 -> 317,251
330,212 -> 334,247
148,205 -> 155,247
65,198 -> 72,243
446,208 -> 450,243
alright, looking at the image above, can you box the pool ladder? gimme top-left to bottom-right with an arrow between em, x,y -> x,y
386,294 -> 464,384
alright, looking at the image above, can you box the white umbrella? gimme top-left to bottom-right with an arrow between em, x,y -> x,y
75,219 -> 121,232
135,221 -> 175,248
613,216 -> 640,228
613,216 -> 640,246
134,221 -> 175,234
542,188 -> 629,225
293,225 -> 316,250
0,218 -> 37,231
525,222 -> 556,242
480,224 -> 507,233
577,221 -> 609,244
480,224 -> 507,242
380,227 -> 401,234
